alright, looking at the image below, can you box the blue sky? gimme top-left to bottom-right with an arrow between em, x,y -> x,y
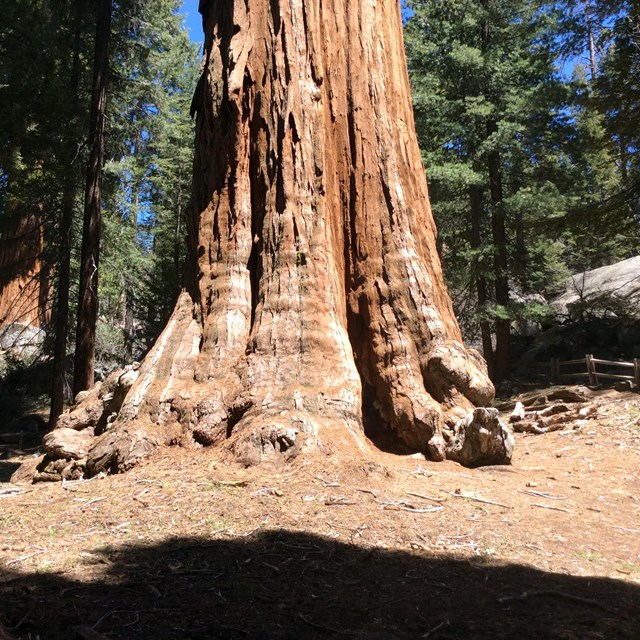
182,1 -> 203,42
181,1 -> 411,42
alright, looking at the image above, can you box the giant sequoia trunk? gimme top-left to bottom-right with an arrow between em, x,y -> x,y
43,0 -> 501,477
0,205 -> 48,335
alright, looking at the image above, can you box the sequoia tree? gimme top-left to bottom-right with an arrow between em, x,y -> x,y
41,0 -> 503,477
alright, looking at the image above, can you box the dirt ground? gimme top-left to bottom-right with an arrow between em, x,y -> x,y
1,388 -> 639,639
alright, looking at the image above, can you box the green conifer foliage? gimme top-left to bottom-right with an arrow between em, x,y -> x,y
99,0 -> 199,362
404,0 -> 568,378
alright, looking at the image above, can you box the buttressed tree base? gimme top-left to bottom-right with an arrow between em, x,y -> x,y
22,0 -> 513,480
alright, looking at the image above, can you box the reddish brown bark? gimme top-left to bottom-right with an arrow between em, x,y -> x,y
56,0 -> 496,475
73,0 -> 112,396
0,206 -> 48,331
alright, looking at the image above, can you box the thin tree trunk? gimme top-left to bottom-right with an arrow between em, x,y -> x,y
50,176 -> 76,425
478,2 -> 509,383
619,134 -> 628,184
50,0 -> 84,427
174,190 -> 183,275
58,0 -> 496,475
73,0 -> 112,397
469,185 -> 494,377
124,135 -> 142,361
513,206 -> 526,287
487,132 -> 510,383
586,6 -> 598,84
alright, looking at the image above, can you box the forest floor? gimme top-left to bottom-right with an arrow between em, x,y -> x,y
0,387 -> 639,640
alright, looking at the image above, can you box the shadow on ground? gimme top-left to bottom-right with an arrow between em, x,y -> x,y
0,460 -> 20,482
1,530 -> 638,639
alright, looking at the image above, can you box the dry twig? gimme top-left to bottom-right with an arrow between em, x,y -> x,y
298,612 -> 353,636
531,503 -> 571,513
325,495 -> 355,506
519,489 -> 566,500
7,549 -> 45,565
612,525 -> 640,533
497,589 -> 612,612
441,490 -> 512,509
422,619 -> 450,638
376,498 -> 444,513
75,625 -> 110,640
0,488 -> 29,498
406,491 -> 444,503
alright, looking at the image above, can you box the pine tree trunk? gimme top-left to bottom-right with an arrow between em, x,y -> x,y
488,139 -> 510,383
469,185 -> 494,376
73,0 -> 112,397
586,5 -> 598,84
50,0 -> 84,428
62,0 -> 496,475
49,176 -> 75,427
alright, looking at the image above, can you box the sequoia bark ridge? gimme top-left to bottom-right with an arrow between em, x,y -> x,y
38,0 -> 500,477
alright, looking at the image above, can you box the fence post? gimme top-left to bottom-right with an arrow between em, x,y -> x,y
586,353 -> 598,387
550,358 -> 559,384
634,358 -> 640,389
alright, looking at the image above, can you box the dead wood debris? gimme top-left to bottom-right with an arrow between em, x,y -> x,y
507,387 -> 600,435
375,498 -> 444,513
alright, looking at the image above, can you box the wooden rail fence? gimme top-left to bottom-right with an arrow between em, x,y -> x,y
530,354 -> 640,387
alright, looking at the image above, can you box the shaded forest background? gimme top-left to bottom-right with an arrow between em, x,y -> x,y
0,0 -> 638,423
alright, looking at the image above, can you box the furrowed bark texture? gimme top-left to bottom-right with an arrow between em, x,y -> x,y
63,0 -> 495,475
0,207 -> 47,331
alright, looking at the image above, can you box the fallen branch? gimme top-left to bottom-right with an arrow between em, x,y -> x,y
497,590 -> 612,612
211,479 -> 249,487
0,488 -> 30,498
612,525 -> 640,534
531,503 -> 571,513
519,489 -> 566,501
7,550 -> 46,565
422,619 -> 450,638
441,490 -> 512,509
355,488 -> 377,498
316,476 -> 340,487
406,491 -> 444,503
62,473 -> 105,491
324,495 -> 355,506
376,498 -> 444,513
12,605 -> 34,631
75,625 -> 110,640
298,612 -> 353,636
82,496 -> 108,507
